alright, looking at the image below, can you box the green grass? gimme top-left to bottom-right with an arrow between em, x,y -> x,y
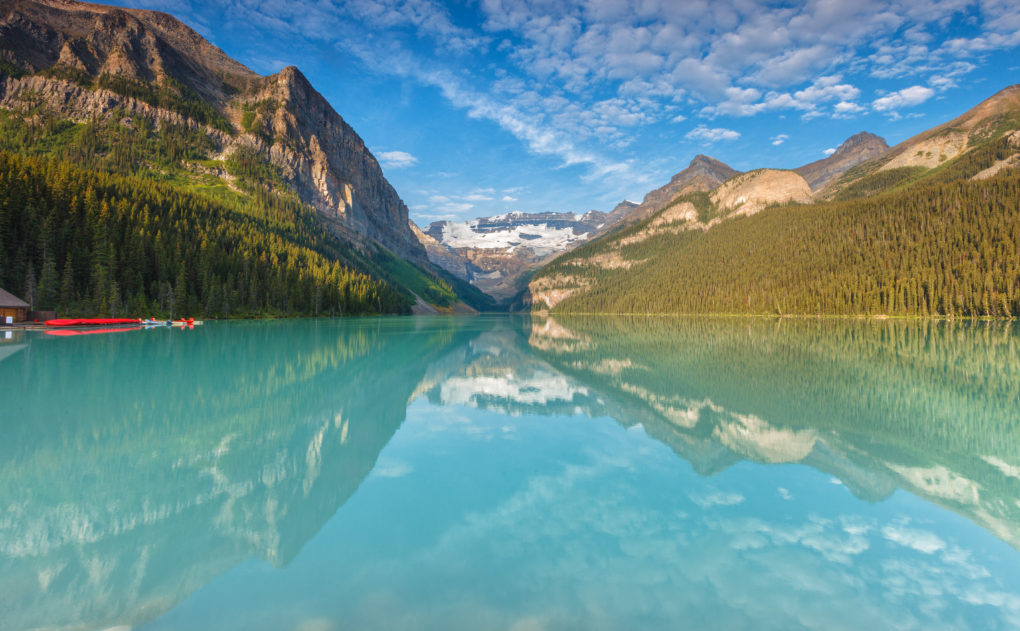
371,248 -> 459,307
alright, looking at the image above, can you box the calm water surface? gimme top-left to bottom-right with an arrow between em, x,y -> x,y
2,316 -> 1020,630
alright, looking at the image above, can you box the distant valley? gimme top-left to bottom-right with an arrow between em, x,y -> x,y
413,210 -> 607,300
415,130 -> 896,304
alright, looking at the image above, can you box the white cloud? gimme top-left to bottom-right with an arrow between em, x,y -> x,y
378,150 -> 419,168
834,100 -> 865,116
691,491 -> 745,508
502,195 -> 518,202
685,125 -> 740,143
703,75 -> 863,119
440,202 -> 475,214
823,147 -> 837,156
216,0 -> 1020,216
771,134 -> 789,146
873,85 -> 935,111
372,461 -> 414,478
882,523 -> 946,554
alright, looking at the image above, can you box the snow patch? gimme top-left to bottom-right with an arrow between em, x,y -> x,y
439,221 -> 592,255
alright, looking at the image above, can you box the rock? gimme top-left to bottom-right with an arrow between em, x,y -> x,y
0,0 -> 429,266
603,154 -> 740,231
710,169 -> 813,217
795,132 -> 889,191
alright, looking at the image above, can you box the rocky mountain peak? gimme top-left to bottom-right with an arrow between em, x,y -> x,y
0,0 -> 429,266
827,132 -> 889,162
673,154 -> 737,181
0,0 -> 257,101
599,155 -> 739,231
796,131 -> 890,192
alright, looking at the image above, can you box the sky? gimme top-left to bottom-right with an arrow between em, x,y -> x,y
105,0 -> 1020,225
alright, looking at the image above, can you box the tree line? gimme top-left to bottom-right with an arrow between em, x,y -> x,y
0,152 -> 411,317
539,160 -> 1020,317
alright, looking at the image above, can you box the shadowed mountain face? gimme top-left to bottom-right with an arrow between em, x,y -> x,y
2,317 -> 1019,630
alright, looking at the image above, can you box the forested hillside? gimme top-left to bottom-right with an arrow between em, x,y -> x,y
0,92 -> 469,316
0,150 -> 412,316
0,0 -> 481,317
533,149 -> 1020,317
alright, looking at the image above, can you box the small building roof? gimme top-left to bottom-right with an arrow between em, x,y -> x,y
0,288 -> 30,308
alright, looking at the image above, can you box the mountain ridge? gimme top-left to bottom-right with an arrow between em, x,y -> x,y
602,154 -> 740,231
0,0 -> 429,266
528,84 -> 1020,316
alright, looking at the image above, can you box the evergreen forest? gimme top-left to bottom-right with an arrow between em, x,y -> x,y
0,104 -> 472,316
0,151 -> 411,317
536,135 -> 1020,317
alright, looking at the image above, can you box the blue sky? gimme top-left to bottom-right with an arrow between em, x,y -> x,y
108,0 -> 1020,225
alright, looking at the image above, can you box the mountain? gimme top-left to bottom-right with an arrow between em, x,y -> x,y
825,85 -> 1020,199
529,85 -> 1020,316
602,199 -> 638,226
878,84 -> 1020,171
602,154 -> 740,231
709,168 -> 812,217
0,0 -> 470,317
795,131 -> 890,191
418,210 -> 607,301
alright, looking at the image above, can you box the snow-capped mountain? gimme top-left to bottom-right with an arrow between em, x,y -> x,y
415,210 -> 609,301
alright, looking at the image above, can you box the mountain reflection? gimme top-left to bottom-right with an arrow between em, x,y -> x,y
0,319 -> 471,631
528,316 -> 1020,550
1,316 -> 1019,631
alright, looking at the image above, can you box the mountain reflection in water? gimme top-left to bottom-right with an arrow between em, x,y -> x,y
1,316 -> 1018,630
528,316 -> 1020,549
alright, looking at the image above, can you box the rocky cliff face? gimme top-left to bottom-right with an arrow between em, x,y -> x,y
795,132 -> 889,191
240,67 -> 427,264
710,169 -> 813,217
0,0 -> 255,101
0,0 -> 428,265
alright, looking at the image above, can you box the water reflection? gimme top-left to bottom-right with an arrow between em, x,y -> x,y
0,319 -> 472,631
1,316 -> 1019,630
528,316 -> 1020,549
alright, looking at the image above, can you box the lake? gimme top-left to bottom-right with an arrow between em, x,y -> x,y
2,316 -> 1020,630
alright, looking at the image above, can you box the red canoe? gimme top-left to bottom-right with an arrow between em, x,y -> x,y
45,318 -> 143,326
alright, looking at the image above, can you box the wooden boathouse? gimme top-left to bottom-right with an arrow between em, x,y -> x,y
0,288 -> 30,323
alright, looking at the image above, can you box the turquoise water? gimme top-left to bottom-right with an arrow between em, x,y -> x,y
2,316 -> 1020,630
